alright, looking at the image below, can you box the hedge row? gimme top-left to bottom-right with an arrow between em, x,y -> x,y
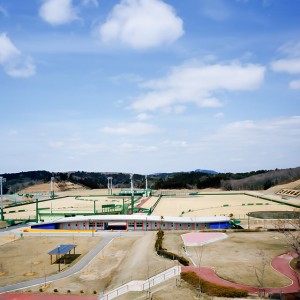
181,271 -> 248,298
155,229 -> 190,266
157,249 -> 189,266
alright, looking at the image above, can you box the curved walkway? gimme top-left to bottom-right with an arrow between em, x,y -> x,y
182,251 -> 300,294
0,236 -> 115,295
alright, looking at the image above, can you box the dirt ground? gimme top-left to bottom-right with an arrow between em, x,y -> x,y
0,235 -> 101,287
1,230 -> 294,299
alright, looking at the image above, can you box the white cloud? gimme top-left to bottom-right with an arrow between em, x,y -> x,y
271,42 -> 300,88
0,33 -> 20,64
214,112 -> 224,118
98,0 -> 184,49
289,79 -> 300,90
0,33 -> 36,78
39,0 -> 78,25
131,61 -> 265,112
214,116 -> 300,144
119,143 -> 158,152
101,122 -> 160,136
82,0 -> 98,7
6,57 -> 36,78
201,0 -> 232,21
174,105 -> 186,114
270,58 -> 300,74
136,113 -> 152,121
162,140 -> 189,148
110,73 -> 143,84
0,5 -> 8,17
278,41 -> 300,57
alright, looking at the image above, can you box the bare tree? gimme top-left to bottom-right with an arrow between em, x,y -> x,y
274,219 -> 300,256
253,251 -> 267,289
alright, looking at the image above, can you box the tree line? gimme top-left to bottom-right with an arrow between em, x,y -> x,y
1,167 -> 300,194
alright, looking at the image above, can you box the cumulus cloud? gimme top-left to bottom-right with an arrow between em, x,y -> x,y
98,0 -> 184,49
131,61 -> 265,112
101,122 -> 160,136
271,41 -> 300,88
0,33 -> 36,78
270,58 -> 300,74
39,0 -> 78,25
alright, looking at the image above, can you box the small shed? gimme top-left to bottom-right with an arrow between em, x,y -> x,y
48,244 -> 77,265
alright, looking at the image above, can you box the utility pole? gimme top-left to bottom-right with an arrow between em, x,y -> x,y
145,175 -> 148,196
130,174 -> 134,214
0,176 -> 6,221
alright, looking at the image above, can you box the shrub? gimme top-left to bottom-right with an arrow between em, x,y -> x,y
54,289 -> 58,293
155,230 -> 190,266
93,291 -> 97,294
80,290 -> 84,294
181,271 -> 248,298
157,249 -> 190,266
39,288 -> 43,292
155,229 -> 164,251
67,290 -> 71,293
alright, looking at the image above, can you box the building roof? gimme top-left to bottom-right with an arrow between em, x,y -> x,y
35,214 -> 230,227
48,244 -> 77,255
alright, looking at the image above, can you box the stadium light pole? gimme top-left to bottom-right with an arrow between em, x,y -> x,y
107,177 -> 113,195
50,177 -> 55,199
0,176 -> 6,221
130,174 -> 134,213
145,175 -> 148,196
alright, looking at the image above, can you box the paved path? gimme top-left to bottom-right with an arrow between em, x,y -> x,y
182,251 -> 299,294
0,235 -> 114,294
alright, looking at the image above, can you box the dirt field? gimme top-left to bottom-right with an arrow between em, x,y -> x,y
1,230 -> 294,299
0,235 -> 101,287
150,194 -> 295,218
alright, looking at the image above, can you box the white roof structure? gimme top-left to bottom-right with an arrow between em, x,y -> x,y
36,214 -> 230,225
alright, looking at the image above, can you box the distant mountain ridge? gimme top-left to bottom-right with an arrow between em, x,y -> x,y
1,167 -> 300,194
195,169 -> 219,174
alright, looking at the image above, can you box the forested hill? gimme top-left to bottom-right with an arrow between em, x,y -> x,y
153,167 -> 300,190
1,167 -> 300,194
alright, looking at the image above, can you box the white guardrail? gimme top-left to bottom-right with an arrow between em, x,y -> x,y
98,266 -> 181,300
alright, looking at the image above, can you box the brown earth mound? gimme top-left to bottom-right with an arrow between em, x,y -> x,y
18,181 -> 87,194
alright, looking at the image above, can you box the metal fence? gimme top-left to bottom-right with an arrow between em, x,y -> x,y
98,266 -> 180,300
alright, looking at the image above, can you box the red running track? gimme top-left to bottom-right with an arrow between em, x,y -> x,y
182,251 -> 300,294
136,196 -> 151,208
0,294 -> 97,300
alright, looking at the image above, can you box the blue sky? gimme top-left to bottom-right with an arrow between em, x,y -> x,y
0,0 -> 300,175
